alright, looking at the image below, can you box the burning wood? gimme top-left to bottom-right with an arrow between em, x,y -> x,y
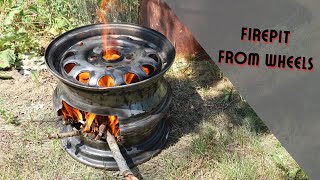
60,101 -> 120,140
48,124 -> 139,180
94,123 -> 107,141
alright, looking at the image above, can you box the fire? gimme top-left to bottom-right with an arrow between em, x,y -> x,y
125,72 -> 139,84
98,75 -> 115,87
97,0 -> 120,61
62,101 -> 83,121
142,65 -> 155,75
142,67 -> 150,75
83,113 -> 96,132
103,49 -> 120,61
77,72 -> 90,84
60,101 -> 120,139
108,116 -> 120,136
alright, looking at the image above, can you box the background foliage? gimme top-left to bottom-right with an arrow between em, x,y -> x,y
0,0 -> 139,69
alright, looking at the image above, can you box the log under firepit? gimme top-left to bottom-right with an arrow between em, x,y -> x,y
45,23 -> 175,169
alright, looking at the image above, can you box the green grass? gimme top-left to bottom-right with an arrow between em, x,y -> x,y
189,114 -> 308,180
0,108 -> 20,125
160,58 -> 309,180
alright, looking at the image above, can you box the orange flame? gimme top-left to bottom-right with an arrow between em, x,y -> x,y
83,113 -> 96,132
142,67 -> 150,75
77,72 -> 90,84
108,116 -> 120,136
60,101 -> 120,139
62,101 -> 83,121
98,75 -> 115,87
125,72 -> 139,84
97,0 -> 120,61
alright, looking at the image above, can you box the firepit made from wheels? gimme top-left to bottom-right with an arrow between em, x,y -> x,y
45,23 -> 175,170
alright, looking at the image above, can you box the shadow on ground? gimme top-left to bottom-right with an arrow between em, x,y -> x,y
163,54 -> 270,150
165,56 -> 224,145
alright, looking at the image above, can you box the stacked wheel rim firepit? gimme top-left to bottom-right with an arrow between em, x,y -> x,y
45,23 -> 175,169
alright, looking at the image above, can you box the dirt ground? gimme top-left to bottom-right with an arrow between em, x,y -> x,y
0,57 -> 304,180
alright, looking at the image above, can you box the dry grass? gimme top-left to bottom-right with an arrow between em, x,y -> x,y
0,56 -> 307,179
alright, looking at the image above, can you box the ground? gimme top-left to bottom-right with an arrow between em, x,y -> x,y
0,56 -> 307,180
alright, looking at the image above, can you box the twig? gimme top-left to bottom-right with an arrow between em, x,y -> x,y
105,130 -> 139,180
48,130 -> 80,139
31,116 -> 63,123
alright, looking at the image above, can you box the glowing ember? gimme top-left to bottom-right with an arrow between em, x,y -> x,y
60,101 -> 120,139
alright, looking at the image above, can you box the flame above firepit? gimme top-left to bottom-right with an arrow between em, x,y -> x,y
97,0 -> 121,61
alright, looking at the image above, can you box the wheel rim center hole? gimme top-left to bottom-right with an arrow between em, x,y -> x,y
103,49 -> 121,61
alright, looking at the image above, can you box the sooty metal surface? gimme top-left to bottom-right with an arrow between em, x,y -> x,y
45,23 -> 175,169
61,35 -> 162,87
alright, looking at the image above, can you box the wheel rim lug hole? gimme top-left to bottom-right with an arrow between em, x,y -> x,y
89,55 -> 98,62
125,54 -> 133,60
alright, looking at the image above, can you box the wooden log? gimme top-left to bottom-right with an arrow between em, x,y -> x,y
48,130 -> 80,139
105,130 -> 139,180
94,123 -> 107,141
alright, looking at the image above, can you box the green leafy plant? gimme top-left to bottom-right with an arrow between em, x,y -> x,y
0,49 -> 16,70
0,0 -> 97,68
0,0 -> 140,70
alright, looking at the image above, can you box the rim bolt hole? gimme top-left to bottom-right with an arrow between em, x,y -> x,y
89,55 -> 98,62
125,54 -> 134,60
